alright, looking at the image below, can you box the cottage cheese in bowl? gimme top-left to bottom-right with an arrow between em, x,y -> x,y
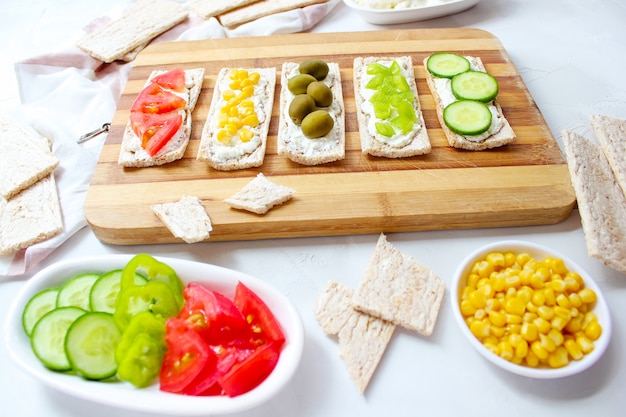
354,0 -> 454,9
343,0 -> 481,24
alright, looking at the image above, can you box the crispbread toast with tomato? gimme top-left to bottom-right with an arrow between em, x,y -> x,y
118,68 -> 204,168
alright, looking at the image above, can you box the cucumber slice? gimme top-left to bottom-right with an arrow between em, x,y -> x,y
426,52 -> 470,78
56,273 -> 100,310
22,288 -> 60,337
65,312 -> 121,380
30,306 -> 86,371
89,270 -> 148,313
443,100 -> 493,136
451,70 -> 499,102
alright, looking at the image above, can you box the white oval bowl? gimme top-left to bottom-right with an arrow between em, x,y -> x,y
4,255 -> 304,415
451,240 -> 611,379
342,0 -> 481,25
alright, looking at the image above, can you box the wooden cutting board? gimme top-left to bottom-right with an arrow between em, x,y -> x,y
84,28 -> 575,245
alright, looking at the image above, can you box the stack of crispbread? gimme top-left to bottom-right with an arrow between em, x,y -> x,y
313,233 -> 445,393
562,115 -> 626,275
191,0 -> 329,28
0,114 -> 63,255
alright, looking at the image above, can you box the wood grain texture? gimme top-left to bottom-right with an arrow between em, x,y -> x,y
84,28 -> 575,245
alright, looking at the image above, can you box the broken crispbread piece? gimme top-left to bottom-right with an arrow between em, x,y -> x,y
561,130 -> 626,274
152,195 -> 213,243
352,233 -> 445,336
0,137 -> 63,255
313,281 -> 395,394
0,114 -> 59,201
590,114 -> 626,199
224,173 -> 295,215
75,0 -> 188,63
189,0 -> 258,19
218,0 -> 329,28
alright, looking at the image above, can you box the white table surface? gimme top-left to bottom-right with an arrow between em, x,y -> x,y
1,0 -> 626,416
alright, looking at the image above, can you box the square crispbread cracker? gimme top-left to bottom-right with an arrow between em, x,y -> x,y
423,55 -> 515,151
313,281 -> 395,394
590,114 -> 626,199
189,0 -> 258,19
197,67 -> 275,171
118,68 -> 205,168
0,114 -> 59,200
353,56 -> 431,158
224,173 -> 295,215
0,138 -> 63,255
277,61 -> 345,165
352,234 -> 445,336
75,0 -> 188,63
152,195 -> 212,243
562,130 -> 626,274
218,0 -> 328,28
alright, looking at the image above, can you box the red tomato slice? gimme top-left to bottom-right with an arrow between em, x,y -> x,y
159,318 -> 212,393
217,342 -> 281,397
129,112 -> 183,156
130,82 -> 186,114
150,68 -> 186,92
234,282 -> 286,349
179,351 -> 219,396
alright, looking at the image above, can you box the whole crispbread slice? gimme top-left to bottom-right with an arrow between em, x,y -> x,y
353,56 -> 431,158
75,0 -> 188,63
218,0 -> 328,28
196,67 -> 275,171
0,138 -> 63,255
313,281 -> 395,394
0,114 -> 59,200
224,173 -> 295,215
423,55 -> 515,151
189,0 -> 259,19
277,61 -> 345,165
590,114 -> 626,199
118,68 -> 205,168
352,233 -> 445,336
562,130 -> 626,274
151,195 -> 212,243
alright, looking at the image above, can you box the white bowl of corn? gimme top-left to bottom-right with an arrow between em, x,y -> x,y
451,240 -> 611,379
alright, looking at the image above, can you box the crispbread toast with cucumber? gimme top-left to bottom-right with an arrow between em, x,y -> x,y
424,52 -> 515,151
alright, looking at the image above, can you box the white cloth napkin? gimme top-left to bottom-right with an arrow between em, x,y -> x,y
0,0 -> 340,278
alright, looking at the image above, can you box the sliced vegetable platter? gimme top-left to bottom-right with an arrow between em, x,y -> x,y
4,255 -> 304,416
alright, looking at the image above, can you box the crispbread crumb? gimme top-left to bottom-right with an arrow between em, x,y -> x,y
313,280 -> 395,394
224,173 -> 295,214
352,233 -> 445,336
152,195 -> 212,243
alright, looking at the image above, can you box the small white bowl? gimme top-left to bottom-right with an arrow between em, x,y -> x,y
451,240 -> 611,379
342,0 -> 481,25
4,255 -> 304,415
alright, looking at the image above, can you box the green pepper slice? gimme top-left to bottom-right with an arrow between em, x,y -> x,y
121,254 -> 184,308
114,280 -> 180,331
115,311 -> 166,365
117,333 -> 163,388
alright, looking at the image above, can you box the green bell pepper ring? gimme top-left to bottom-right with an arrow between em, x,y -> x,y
117,333 -> 163,388
114,280 -> 181,331
115,311 -> 166,365
121,254 -> 184,309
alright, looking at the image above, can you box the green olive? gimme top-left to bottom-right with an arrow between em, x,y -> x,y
306,81 -> 333,107
289,94 -> 316,125
287,74 -> 316,95
301,110 -> 334,139
299,59 -> 329,81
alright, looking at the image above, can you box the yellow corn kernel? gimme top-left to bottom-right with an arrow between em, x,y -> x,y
550,278 -> 567,294
517,286 -> 533,304
222,89 -> 236,101
467,273 -> 480,289
469,289 -> 487,309
228,79 -> 242,90
533,317 -> 551,334
521,322 -> 539,342
537,306 -> 554,321
490,325 -> 506,339
498,340 -> 514,361
483,341 -> 499,355
543,288 -> 556,306
516,252 -> 532,266
513,338 -> 529,359
579,288 -> 597,304
488,310 -> 507,327
237,127 -> 253,142
242,114 -> 259,127
553,306 -> 571,320
564,276 -> 581,292
539,333 -> 556,353
584,320 -> 602,341
504,252 -> 517,267
568,292 -> 583,308
474,260 -> 494,278
523,312 -> 538,323
216,129 -> 231,144
460,299 -> 476,316
548,346 -> 569,368
507,323 -> 522,335
531,340 -> 549,360
474,309 -> 486,320
525,350 -> 540,367
556,293 -> 571,309
224,122 -> 239,135
470,320 -> 491,339
576,335 -> 595,354
565,316 -> 583,333
486,252 -> 506,268
518,269 -> 533,287
218,112 -> 229,128
229,105 -> 240,117
504,275 -> 522,290
526,301 -> 538,314
248,71 -> 260,84
564,339 -> 584,360
531,290 -> 546,307
551,316 -> 569,332
505,297 -> 526,316
489,273 -> 506,292
241,85 -> 255,97
534,266 -> 551,283
547,329 -> 564,347
485,298 -> 502,313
